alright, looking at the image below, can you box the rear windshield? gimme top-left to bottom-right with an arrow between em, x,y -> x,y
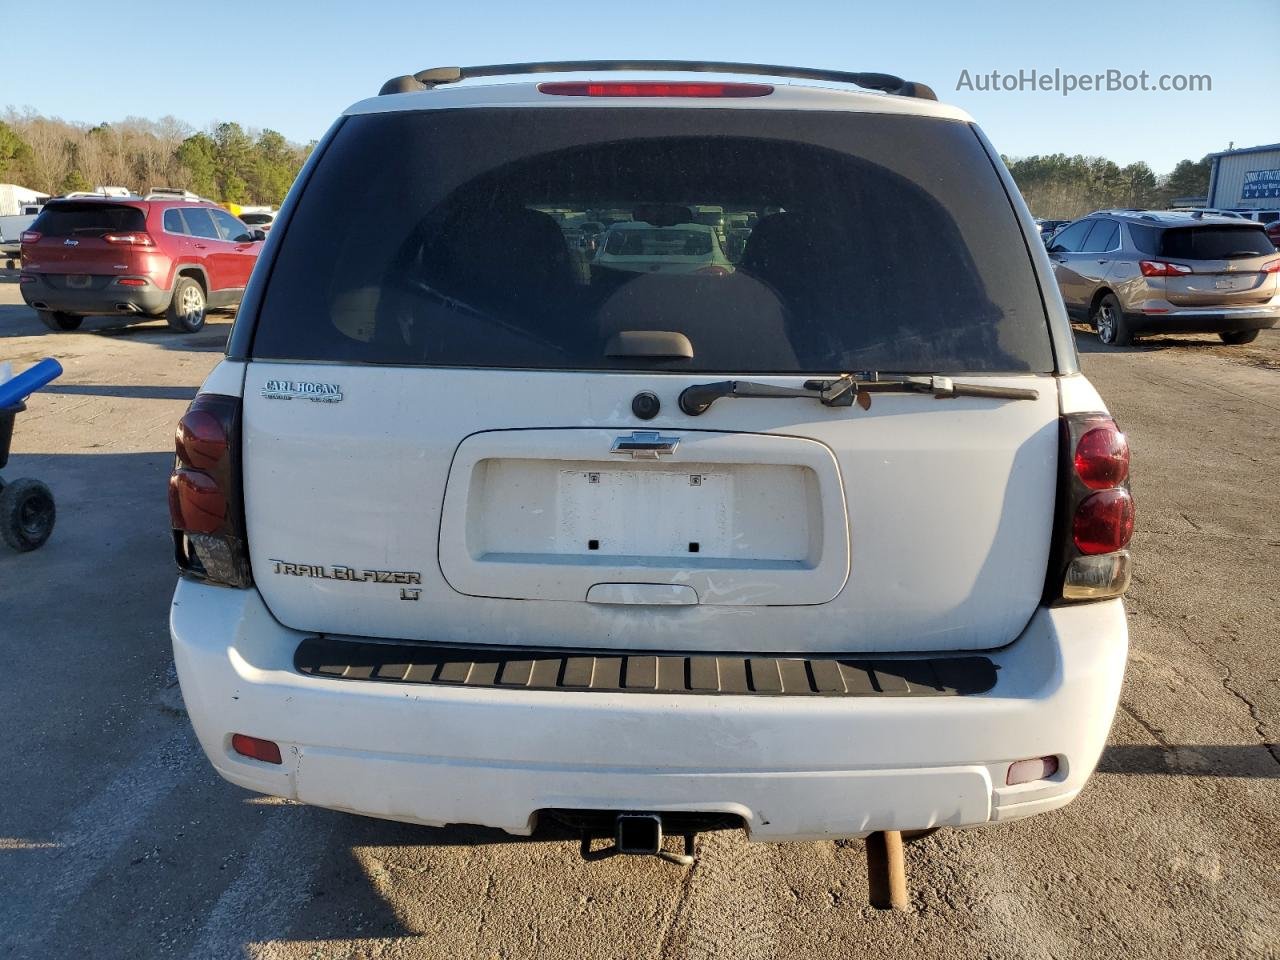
252,108 -> 1054,373
1131,224 -> 1276,260
32,202 -> 145,236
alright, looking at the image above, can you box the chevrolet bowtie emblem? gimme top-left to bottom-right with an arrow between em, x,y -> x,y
610,431 -> 680,459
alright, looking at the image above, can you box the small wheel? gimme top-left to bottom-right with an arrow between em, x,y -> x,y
1092,293 -> 1131,347
166,276 -> 207,333
38,310 -> 83,331
1219,330 -> 1259,345
0,478 -> 56,551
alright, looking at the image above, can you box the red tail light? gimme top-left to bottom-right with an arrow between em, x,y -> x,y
103,232 -> 154,246
169,393 -> 251,588
1072,489 -> 1135,555
1139,260 -> 1191,277
1073,422 -> 1129,490
20,230 -> 41,244
1262,259 -> 1280,274
538,81 -> 773,98
1049,413 -> 1135,603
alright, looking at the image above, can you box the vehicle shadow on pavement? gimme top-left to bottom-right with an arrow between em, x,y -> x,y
1073,324 -> 1278,357
0,302 -> 233,353
1098,743 -> 1280,777
38,383 -> 198,401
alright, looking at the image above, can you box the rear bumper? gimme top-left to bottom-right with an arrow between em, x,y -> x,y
171,581 -> 1128,841
1126,304 -> 1279,334
20,274 -> 170,317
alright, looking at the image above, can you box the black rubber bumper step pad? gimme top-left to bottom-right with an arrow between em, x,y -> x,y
294,637 -> 997,697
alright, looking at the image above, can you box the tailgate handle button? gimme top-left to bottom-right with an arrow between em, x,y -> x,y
586,583 -> 698,606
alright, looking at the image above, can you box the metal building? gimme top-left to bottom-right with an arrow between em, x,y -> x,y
1207,142 -> 1280,211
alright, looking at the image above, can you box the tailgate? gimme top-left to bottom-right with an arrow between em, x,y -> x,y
242,365 -> 1059,654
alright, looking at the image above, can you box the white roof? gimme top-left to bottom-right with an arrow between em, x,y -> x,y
0,184 -> 50,201
346,77 -> 973,123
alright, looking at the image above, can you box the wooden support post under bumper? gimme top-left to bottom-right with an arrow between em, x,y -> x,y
866,830 -> 909,910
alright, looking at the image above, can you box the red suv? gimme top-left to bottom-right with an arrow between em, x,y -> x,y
19,197 -> 263,333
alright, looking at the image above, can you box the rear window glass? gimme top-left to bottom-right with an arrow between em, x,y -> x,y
1132,224 -> 1275,259
252,108 -> 1054,373
33,202 -> 145,236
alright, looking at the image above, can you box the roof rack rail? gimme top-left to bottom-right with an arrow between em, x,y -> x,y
378,61 -> 937,101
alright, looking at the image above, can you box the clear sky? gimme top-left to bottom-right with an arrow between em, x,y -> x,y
11,0 -> 1277,174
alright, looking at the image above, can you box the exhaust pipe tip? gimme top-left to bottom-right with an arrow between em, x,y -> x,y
31,301 -> 49,310
114,302 -> 140,314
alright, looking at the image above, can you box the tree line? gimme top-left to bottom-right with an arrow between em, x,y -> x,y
0,110 -> 312,206
1003,153 -> 1210,219
0,108 -> 1213,216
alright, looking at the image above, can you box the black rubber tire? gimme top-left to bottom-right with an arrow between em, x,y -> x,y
166,275 -> 207,333
1092,293 -> 1132,347
1219,330 -> 1259,345
37,310 -> 83,331
0,477 -> 56,551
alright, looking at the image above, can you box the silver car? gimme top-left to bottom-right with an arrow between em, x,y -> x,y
1047,210 -> 1280,346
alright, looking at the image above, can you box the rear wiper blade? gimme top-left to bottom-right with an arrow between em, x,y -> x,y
678,374 -> 1039,416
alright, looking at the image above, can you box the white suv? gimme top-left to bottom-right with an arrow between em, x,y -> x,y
169,62 -> 1132,854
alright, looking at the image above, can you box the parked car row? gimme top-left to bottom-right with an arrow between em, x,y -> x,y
1044,209 -> 1279,346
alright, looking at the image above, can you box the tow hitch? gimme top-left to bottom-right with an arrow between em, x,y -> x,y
578,813 -> 696,866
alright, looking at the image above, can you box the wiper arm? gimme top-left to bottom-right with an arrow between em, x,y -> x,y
678,374 -> 1039,416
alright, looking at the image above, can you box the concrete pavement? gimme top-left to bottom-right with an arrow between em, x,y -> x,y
1,284 -> 1276,959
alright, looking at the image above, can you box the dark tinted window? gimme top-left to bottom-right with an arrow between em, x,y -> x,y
240,212 -> 274,225
1081,220 -> 1119,253
32,202 -> 145,236
163,209 -> 187,234
253,108 -> 1054,373
1159,226 -> 1275,259
1048,220 -> 1092,252
182,207 -> 220,240
1256,212 -> 1279,225
211,209 -> 251,242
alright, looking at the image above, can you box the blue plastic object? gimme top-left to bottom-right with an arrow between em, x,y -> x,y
0,357 -> 63,408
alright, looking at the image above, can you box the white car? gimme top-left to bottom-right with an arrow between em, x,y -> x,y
169,62 -> 1130,861
593,220 -> 735,276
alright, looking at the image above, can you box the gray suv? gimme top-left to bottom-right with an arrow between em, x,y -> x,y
1047,210 -> 1280,346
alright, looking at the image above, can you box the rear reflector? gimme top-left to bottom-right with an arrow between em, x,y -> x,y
18,274 -> 35,284
538,81 -> 773,98
115,277 -> 147,287
1007,755 -> 1059,786
231,734 -> 282,765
